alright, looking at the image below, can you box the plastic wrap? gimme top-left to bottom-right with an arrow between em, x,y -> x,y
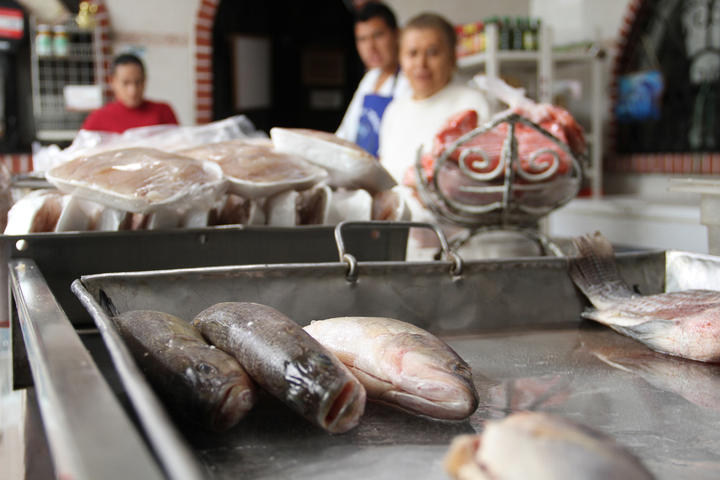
33,115 -> 265,172
270,127 -> 396,193
179,140 -> 327,199
45,148 -> 227,214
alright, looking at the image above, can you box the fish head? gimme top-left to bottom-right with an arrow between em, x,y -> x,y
284,350 -> 367,434
181,344 -> 256,431
379,333 -> 479,420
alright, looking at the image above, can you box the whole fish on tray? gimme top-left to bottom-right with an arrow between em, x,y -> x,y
192,302 -> 366,433
444,411 -> 654,480
569,232 -> 720,362
303,316 -> 479,420
113,310 -> 256,432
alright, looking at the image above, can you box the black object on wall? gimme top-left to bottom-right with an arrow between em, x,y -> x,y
0,0 -> 33,152
211,0 -> 363,133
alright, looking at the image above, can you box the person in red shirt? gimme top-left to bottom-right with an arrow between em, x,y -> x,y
81,53 -> 179,133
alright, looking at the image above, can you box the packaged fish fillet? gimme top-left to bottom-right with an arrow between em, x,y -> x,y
270,127 -> 396,193
45,148 -> 227,214
180,140 -> 327,199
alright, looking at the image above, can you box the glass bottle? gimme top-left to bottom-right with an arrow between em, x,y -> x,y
53,25 -> 69,57
36,24 -> 52,57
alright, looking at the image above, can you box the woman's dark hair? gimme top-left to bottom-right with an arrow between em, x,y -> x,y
403,13 -> 457,61
355,2 -> 397,30
111,53 -> 146,77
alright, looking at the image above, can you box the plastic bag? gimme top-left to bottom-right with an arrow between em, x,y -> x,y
33,115 -> 266,172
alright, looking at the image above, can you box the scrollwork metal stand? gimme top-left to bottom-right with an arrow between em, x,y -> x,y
415,111 -> 584,256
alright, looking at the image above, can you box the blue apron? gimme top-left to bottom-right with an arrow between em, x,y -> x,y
356,73 -> 398,156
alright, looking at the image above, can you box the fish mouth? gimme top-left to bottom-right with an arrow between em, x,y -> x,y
211,383 -> 256,432
320,380 -> 366,434
384,371 -> 479,420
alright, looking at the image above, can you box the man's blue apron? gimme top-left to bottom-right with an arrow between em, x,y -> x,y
356,73 -> 398,156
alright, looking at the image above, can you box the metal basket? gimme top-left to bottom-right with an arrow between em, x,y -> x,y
415,111 -> 584,255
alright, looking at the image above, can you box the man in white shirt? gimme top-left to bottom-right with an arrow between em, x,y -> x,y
336,2 -> 410,156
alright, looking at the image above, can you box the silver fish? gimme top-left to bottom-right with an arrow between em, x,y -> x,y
569,232 -> 720,362
113,310 -> 256,431
303,316 -> 478,420
192,302 -> 366,433
444,411 -> 654,480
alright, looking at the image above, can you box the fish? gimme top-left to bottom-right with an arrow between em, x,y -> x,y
444,411 -> 654,480
180,140 -> 327,199
45,147 -> 226,213
568,232 -> 720,362
270,127 -> 396,192
192,302 -> 366,433
113,310 -> 256,431
580,327 -> 720,413
303,316 -> 479,420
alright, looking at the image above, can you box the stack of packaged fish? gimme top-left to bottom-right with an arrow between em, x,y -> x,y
4,120 -> 409,234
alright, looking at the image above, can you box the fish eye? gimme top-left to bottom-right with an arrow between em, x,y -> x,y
195,362 -> 216,375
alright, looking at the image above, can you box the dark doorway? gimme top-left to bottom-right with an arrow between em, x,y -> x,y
212,0 -> 363,134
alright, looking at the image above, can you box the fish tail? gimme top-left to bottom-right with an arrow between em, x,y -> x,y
568,232 -> 634,307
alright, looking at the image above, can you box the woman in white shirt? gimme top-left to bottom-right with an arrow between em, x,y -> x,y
336,2 -> 411,156
379,13 -> 490,185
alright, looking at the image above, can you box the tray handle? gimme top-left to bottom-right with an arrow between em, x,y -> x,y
334,220 -> 463,280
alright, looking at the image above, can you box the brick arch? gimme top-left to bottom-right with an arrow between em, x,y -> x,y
194,0 -> 218,124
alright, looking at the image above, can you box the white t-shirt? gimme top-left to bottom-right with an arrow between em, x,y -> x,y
378,82 -> 491,185
336,68 -> 411,143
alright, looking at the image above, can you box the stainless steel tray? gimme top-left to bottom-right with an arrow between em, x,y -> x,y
1,224 -> 407,328
69,227 -> 720,480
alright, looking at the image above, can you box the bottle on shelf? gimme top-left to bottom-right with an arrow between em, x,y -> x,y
36,24 -> 52,57
512,18 -> 524,50
53,25 -> 69,57
499,17 -> 512,50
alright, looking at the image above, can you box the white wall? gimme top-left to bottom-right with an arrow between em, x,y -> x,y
530,0 -> 628,46
385,0 -> 529,25
104,0 -> 201,126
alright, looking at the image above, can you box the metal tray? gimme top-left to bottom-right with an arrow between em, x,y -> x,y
66,226 -> 720,480
1,224 -> 407,328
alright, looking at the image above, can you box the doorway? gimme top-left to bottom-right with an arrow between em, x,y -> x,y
211,0 -> 363,134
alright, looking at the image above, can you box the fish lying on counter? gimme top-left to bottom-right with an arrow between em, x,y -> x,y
303,316 -> 479,420
569,232 -> 720,362
113,310 -> 257,431
192,302 -> 366,433
444,411 -> 654,480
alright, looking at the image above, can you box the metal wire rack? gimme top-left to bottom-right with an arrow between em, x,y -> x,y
30,17 -> 103,140
415,111 -> 584,256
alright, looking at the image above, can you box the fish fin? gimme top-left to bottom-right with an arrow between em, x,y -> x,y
568,232 -> 634,307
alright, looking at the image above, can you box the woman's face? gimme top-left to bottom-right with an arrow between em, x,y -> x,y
111,63 -> 145,108
400,27 -> 455,100
355,16 -> 398,72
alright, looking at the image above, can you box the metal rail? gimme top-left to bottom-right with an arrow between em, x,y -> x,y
9,258 -> 166,480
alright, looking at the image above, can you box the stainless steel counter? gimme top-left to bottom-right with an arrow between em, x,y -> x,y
68,246 -> 720,479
